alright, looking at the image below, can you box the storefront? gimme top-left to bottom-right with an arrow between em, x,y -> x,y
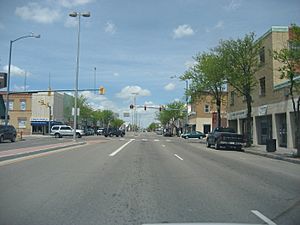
31,119 -> 63,134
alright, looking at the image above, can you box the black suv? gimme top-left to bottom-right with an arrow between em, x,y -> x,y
103,128 -> 124,137
0,125 -> 17,143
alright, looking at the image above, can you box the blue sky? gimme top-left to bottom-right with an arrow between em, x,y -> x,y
0,0 -> 300,127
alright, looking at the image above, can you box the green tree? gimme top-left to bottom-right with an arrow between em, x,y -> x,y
273,24 -> 300,156
147,122 -> 159,131
216,33 -> 261,147
101,110 -> 115,128
181,52 -> 226,127
111,118 -> 125,128
157,101 -> 186,134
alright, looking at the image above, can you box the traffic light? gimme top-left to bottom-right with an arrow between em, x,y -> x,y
99,86 -> 105,95
130,104 -> 134,109
144,105 -> 147,111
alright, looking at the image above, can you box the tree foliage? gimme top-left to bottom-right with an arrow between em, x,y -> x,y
181,52 -> 226,127
273,24 -> 300,155
216,32 -> 261,147
157,101 -> 186,133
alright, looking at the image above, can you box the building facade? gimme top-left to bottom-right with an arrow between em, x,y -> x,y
227,26 -> 299,149
0,92 -> 32,135
188,92 -> 228,134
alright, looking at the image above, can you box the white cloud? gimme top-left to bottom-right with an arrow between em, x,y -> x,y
81,91 -> 118,111
164,83 -> 176,91
57,0 -> 94,8
105,21 -> 116,34
116,86 -> 151,99
113,72 -> 119,77
173,24 -> 195,39
224,0 -> 241,11
215,20 -> 224,29
12,84 -> 29,91
15,3 -> 61,24
3,65 -> 29,77
206,20 -> 225,33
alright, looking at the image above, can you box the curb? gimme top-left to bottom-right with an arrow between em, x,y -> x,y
244,149 -> 300,165
0,141 -> 86,162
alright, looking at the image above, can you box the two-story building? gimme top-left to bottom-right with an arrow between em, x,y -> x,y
188,92 -> 228,134
0,92 -> 32,135
227,26 -> 299,149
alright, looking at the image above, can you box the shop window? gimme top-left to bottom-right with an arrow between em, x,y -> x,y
8,100 -> 14,110
20,99 -> 26,111
259,77 -> 266,96
230,91 -> 235,106
259,47 -> 265,64
204,104 -> 210,113
18,117 -> 27,128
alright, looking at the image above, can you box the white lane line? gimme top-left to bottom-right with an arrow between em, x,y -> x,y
154,139 -> 160,142
161,144 -> 166,147
174,154 -> 183,161
142,139 -> 148,142
166,139 -> 171,142
109,139 -> 135,157
251,210 -> 277,225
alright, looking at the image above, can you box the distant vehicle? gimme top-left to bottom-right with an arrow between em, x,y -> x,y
0,125 -> 17,143
181,131 -> 206,139
51,125 -> 84,138
103,127 -> 124,137
155,129 -> 163,135
96,128 -> 104,135
85,128 -> 95,136
163,131 -> 172,137
206,127 -> 245,150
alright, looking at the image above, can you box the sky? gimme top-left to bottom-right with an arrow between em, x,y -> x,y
0,0 -> 300,127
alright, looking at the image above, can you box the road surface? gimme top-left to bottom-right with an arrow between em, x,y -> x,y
0,133 -> 299,225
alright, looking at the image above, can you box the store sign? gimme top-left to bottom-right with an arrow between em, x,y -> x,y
228,110 -> 247,120
258,105 -> 268,116
31,117 -> 49,121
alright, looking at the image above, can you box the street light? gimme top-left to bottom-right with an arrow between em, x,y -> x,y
69,11 -> 90,141
5,33 -> 40,126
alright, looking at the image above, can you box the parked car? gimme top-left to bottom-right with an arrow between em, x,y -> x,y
51,125 -> 85,138
96,128 -> 104,135
85,128 -> 95,136
206,127 -> 245,150
103,127 -> 124,137
0,125 -> 17,143
181,131 -> 206,139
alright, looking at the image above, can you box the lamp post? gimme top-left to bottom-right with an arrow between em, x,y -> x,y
69,11 -> 90,141
5,33 -> 40,126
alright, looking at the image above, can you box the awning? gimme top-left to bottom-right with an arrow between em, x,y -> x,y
31,121 -> 48,126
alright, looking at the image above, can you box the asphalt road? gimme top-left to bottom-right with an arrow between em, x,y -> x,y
0,133 -> 299,225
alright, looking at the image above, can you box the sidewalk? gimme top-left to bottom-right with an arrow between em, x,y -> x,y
244,144 -> 300,164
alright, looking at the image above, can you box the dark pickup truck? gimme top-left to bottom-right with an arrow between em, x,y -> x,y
103,128 -> 125,137
206,127 -> 245,150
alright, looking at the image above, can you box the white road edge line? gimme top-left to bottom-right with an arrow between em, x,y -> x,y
251,210 -> 277,225
109,139 -> 135,157
174,154 -> 183,161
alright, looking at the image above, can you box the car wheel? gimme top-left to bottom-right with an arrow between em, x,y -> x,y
185,136 -> 189,139
55,133 -> 60,138
215,143 -> 220,150
76,133 -> 81,138
11,135 -> 16,142
0,135 -> 4,143
206,141 -> 211,148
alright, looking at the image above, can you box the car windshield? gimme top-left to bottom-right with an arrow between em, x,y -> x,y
0,1 -> 300,225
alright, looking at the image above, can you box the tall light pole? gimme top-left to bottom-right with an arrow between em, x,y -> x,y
69,11 -> 90,141
5,33 -> 40,126
94,67 -> 96,94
